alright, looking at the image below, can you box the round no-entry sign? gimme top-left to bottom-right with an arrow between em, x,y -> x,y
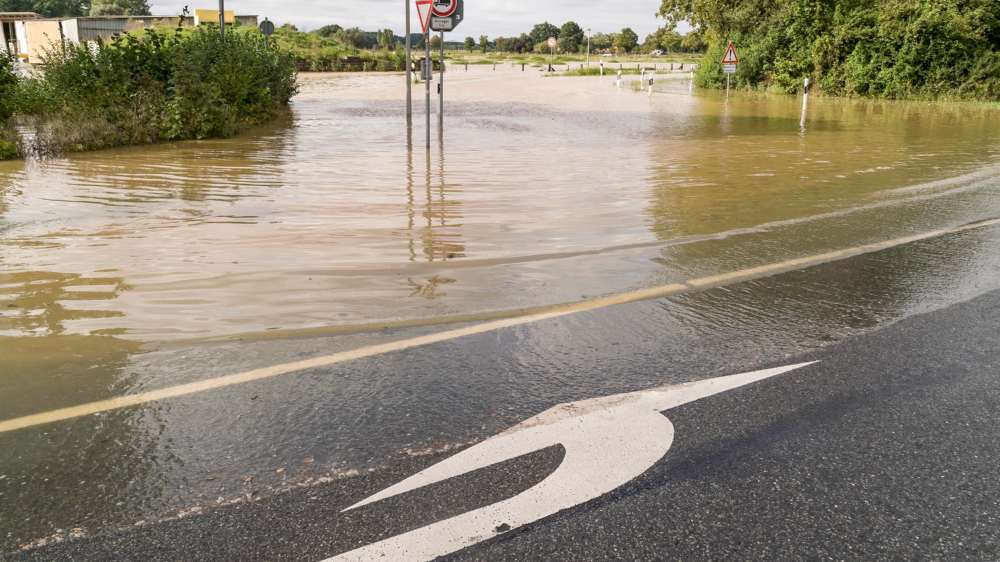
432,0 -> 458,17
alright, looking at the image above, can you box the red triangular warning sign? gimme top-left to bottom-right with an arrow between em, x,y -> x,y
722,41 -> 739,64
416,0 -> 433,33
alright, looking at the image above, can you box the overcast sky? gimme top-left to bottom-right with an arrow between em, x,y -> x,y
151,0 -> 680,39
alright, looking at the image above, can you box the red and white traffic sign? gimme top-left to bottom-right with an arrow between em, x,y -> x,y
432,0 -> 457,17
416,0 -> 433,33
722,41 -> 739,64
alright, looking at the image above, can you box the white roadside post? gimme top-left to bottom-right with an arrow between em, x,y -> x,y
800,77 -> 811,130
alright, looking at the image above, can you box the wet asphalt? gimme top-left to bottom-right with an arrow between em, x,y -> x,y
6,227 -> 1000,561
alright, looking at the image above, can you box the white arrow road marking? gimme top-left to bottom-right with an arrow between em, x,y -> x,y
326,362 -> 817,561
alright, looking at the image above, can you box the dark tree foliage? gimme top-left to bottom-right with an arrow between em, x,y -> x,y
663,0 -> 1000,100
529,22 -> 560,45
0,0 -> 87,16
558,21 -> 585,53
19,27 -> 297,152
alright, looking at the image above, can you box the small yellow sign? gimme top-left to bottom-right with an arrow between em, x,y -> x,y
194,9 -> 235,25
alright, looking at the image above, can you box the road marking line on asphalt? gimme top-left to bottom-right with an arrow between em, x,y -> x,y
1,218 -> 997,435
326,362 -> 817,561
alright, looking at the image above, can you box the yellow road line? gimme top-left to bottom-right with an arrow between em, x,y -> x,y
2,218 -> 998,435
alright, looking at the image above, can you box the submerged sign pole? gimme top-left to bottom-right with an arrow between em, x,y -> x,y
439,30 -> 444,135
218,0 -> 225,37
415,0 -> 433,149
722,41 -> 738,97
406,0 -> 412,135
428,0 -> 464,145
425,29 -> 431,149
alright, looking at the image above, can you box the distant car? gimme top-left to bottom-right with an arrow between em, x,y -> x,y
650,50 -> 664,56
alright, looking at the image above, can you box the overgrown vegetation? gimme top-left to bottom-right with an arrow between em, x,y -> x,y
7,26 -> 297,157
660,0 -> 1000,100
271,25 -> 409,71
0,52 -> 19,160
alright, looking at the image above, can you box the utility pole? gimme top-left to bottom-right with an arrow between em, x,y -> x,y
218,0 -> 225,37
586,28 -> 591,66
405,0 -> 412,135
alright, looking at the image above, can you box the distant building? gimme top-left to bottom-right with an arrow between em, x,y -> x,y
1,11 -> 259,64
1,12 -> 39,58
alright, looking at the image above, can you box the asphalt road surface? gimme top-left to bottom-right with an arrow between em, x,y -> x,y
6,226 -> 1000,561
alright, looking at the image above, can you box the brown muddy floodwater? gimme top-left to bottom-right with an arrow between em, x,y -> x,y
1,68 -> 999,349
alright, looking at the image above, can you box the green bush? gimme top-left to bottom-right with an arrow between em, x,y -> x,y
23,25 -> 297,153
673,0 -> 1000,101
0,51 -> 17,123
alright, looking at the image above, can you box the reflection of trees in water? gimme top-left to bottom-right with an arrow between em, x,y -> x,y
0,271 -> 129,337
642,97 -> 996,341
45,115 -> 295,205
645,97 -> 1000,241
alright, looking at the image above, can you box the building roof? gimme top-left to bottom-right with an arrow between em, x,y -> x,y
0,12 -> 41,20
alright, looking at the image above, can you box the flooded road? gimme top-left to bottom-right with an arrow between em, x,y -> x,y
2,70 -> 998,344
2,67 -> 1000,552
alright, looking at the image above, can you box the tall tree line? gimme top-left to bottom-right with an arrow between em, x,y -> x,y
661,0 -> 999,99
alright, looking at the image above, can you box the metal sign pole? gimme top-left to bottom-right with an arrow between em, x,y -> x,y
406,0 -> 412,134
438,30 -> 444,135
425,30 -> 431,150
218,0 -> 225,37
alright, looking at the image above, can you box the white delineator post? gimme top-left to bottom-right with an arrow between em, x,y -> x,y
800,77 -> 811,130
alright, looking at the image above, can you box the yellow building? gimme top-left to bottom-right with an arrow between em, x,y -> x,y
193,9 -> 235,26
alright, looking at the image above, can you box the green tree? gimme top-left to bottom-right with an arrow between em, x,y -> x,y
0,52 -> 17,123
558,21 -> 584,53
529,22 -> 559,45
614,27 -> 638,53
89,0 -> 149,16
590,32 -> 613,51
335,27 -> 365,48
479,34 -> 489,53
315,24 -> 343,38
376,28 -> 395,50
430,34 -> 442,49
464,36 -> 475,51
0,0 -> 87,17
